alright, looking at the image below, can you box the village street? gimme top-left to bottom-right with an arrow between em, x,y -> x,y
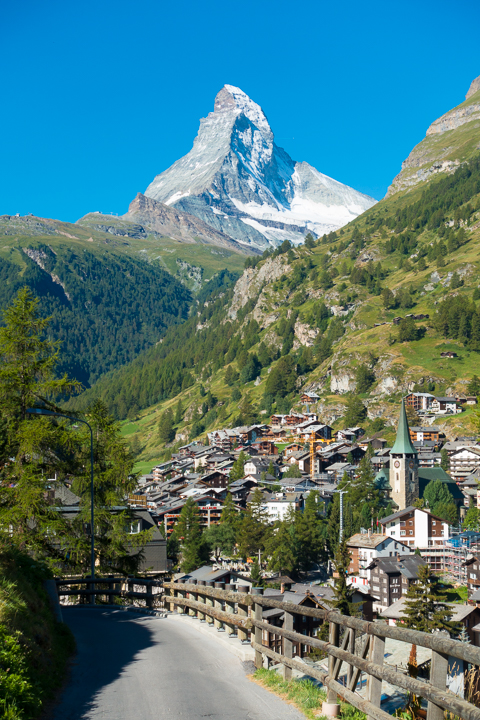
51,607 -> 304,720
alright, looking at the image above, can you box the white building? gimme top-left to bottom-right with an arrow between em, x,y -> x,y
347,532 -> 411,588
378,506 -> 449,548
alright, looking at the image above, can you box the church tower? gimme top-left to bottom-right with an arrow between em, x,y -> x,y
390,399 -> 419,510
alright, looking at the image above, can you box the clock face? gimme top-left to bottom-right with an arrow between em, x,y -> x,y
394,460 -> 400,468
409,461 -> 414,469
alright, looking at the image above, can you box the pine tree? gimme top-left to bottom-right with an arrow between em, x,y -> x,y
0,288 -> 79,567
332,536 -> 355,616
174,497 -> 209,572
229,451 -> 249,482
403,564 -> 458,635
158,409 -> 175,444
267,508 -> 299,574
250,557 -> 263,586
440,448 -> 450,471
296,491 -> 326,570
236,488 -> 269,559
174,399 -> 183,424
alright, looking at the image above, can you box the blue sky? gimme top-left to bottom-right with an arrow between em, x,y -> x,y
2,0 -> 479,222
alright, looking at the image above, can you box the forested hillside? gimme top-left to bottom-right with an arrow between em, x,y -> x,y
0,213 -> 247,387
70,150 -> 480,466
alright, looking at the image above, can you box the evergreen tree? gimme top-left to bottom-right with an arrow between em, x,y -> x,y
344,395 -> 367,426
0,288 -> 79,567
296,491 -> 326,570
250,557 -> 264,586
463,505 -> 479,531
355,364 -> 375,393
440,448 -> 450,471
236,487 -> 269,559
403,564 -> 458,636
229,451 -> 249,482
283,463 -> 302,478
158,409 -> 175,444
267,507 -> 299,574
424,480 -> 455,514
467,375 -> 480,396
331,536 -> 355,616
174,400 -> 183,424
174,498 -> 209,572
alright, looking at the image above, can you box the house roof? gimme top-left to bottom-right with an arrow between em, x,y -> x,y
381,597 -> 477,621
347,533 -> 389,549
391,399 -> 418,456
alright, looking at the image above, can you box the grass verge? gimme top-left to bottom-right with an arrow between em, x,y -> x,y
0,546 -> 75,719
252,668 -> 367,720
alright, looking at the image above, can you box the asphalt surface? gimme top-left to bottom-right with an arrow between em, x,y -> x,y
51,607 -> 305,720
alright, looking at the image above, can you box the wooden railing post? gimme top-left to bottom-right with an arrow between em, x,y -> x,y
237,585 -> 249,643
367,631 -> 385,720
177,585 -> 185,614
283,610 -> 293,681
144,581 -> 153,610
427,640 -> 448,720
107,575 -> 114,605
323,620 -> 340,718
252,587 -> 264,669
224,583 -> 236,637
206,581 -> 215,625
197,580 -> 206,621
188,578 -> 197,617
214,582 -> 225,631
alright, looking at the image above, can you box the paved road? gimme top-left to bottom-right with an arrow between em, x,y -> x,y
52,608 -> 304,720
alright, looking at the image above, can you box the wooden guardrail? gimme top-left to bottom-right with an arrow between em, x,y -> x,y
165,581 -> 480,720
55,576 -> 164,609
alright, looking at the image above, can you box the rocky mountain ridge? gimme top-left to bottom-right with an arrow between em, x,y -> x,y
143,85 -> 376,249
387,75 -> 480,196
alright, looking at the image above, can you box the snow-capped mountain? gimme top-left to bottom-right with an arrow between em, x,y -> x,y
144,85 -> 376,249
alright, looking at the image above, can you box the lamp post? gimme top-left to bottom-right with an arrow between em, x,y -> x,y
27,408 -> 95,602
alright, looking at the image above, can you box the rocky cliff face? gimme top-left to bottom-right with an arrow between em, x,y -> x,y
143,85 -> 376,249
123,193 -> 248,253
387,75 -> 480,197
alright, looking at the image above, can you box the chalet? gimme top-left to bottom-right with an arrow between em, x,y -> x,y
200,470 -> 230,489
301,391 -> 320,402
449,447 -> 480,480
440,351 -> 458,358
405,392 -> 435,412
430,397 -> 462,415
378,506 -> 449,549
284,443 -> 305,456
175,565 -> 253,589
346,532 -> 411,588
297,423 -> 333,441
370,554 -> 426,613
409,426 -> 440,443
464,555 -> 480,595
357,437 -> 387,451
249,440 -> 279,455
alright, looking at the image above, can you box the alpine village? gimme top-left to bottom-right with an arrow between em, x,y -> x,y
4,72 -> 480,720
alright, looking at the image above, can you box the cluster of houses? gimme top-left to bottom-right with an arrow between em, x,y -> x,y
405,391 -> 477,416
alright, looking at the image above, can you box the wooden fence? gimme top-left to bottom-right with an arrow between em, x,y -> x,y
55,576 -> 164,609
164,581 -> 480,720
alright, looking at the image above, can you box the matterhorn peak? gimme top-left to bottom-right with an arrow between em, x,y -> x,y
143,86 -> 375,249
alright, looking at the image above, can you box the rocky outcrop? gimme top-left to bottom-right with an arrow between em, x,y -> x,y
143,85 -> 375,249
426,103 -> 480,136
123,193 -> 248,253
228,256 -> 289,320
386,75 -> 480,197
330,373 -> 355,394
466,75 -> 480,100
293,321 -> 319,349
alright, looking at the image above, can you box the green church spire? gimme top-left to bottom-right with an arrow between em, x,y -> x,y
390,398 -> 418,455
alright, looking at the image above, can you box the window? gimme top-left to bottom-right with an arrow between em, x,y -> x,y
400,521 -> 406,527
409,530 -> 413,535
432,522 -> 436,526
401,531 -> 406,536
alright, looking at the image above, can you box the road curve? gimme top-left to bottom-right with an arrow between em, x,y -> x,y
51,607 -> 305,720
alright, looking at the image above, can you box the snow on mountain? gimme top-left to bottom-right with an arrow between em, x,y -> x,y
144,85 -> 376,249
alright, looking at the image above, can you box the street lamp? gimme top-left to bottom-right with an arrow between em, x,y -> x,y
27,408 -> 95,602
